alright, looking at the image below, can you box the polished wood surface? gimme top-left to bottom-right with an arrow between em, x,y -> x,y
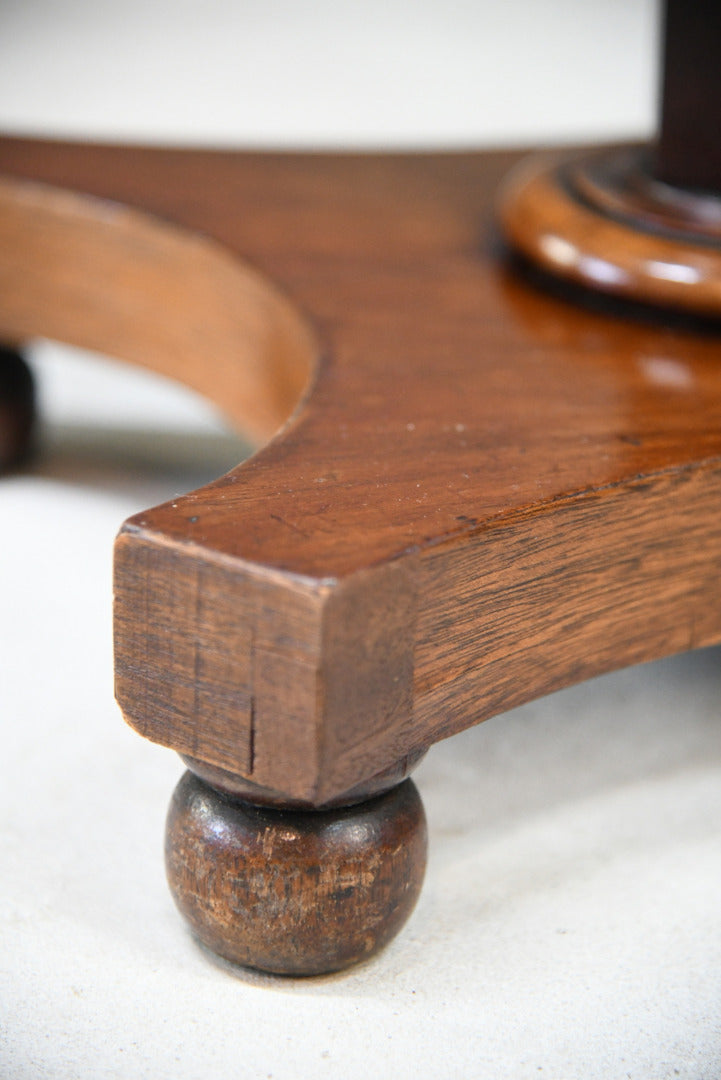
499,146 -> 721,316
2,138 -> 721,806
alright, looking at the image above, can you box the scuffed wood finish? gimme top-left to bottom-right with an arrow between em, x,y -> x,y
165,771 -> 427,975
2,138 -> 721,805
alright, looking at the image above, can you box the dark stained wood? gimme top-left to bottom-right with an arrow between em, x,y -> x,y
3,138 -> 721,808
0,345 -> 34,470
182,747 -> 427,810
165,772 -> 427,975
656,0 -> 721,191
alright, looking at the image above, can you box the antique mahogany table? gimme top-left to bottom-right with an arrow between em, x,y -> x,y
1,0 -> 719,976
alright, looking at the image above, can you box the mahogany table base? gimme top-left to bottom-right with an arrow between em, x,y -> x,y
2,138 -> 721,975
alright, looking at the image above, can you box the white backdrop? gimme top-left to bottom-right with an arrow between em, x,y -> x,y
3,3 -> 721,1079
1,0 -> 656,147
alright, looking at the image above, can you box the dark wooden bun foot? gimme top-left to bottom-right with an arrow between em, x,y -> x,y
0,345 -> 35,470
500,145 -> 721,317
165,771 -> 428,976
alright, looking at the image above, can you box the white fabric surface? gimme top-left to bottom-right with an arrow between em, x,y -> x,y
2,3 -> 720,1077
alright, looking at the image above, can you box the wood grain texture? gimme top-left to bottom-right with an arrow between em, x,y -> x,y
2,138 -> 721,803
0,173 -> 316,446
165,771 -> 427,976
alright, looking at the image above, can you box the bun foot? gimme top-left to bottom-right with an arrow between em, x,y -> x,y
0,346 -> 35,471
165,771 -> 427,976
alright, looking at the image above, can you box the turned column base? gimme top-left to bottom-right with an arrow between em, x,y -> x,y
500,145 -> 721,317
165,771 -> 428,976
0,345 -> 35,471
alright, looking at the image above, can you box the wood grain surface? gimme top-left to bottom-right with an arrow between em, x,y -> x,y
2,138 -> 721,803
165,771 -> 427,975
